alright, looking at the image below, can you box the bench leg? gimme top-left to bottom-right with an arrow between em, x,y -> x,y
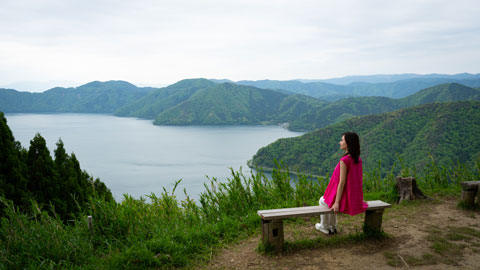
261,219 -> 284,251
461,190 -> 477,208
364,209 -> 384,234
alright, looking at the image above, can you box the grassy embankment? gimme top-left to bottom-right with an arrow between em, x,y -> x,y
1,158 -> 479,270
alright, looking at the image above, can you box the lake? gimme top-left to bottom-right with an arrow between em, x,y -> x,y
5,113 -> 303,201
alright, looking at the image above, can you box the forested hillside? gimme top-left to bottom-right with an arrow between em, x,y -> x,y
0,81 -> 154,113
117,81 -> 479,129
0,112 -> 112,220
236,79 -> 350,101
288,83 -> 480,131
152,83 -> 326,125
249,101 -> 480,176
115,79 -> 327,126
398,82 -> 480,106
114,78 -> 217,118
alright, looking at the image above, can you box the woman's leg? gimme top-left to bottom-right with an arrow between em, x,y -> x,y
330,212 -> 337,233
319,197 -> 330,227
322,197 -> 337,231
317,196 -> 337,233
316,196 -> 331,234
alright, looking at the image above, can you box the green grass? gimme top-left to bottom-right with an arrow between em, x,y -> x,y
448,226 -> 480,239
457,200 -> 480,211
384,252 -> 437,267
447,232 -> 473,241
406,253 -> 437,266
1,159 -> 478,269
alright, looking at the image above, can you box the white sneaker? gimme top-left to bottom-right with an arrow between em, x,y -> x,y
315,223 -> 330,235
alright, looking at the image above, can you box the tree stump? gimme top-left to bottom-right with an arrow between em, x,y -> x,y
460,181 -> 479,208
396,177 -> 428,204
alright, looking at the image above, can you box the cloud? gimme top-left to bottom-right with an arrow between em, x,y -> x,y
0,0 -> 479,88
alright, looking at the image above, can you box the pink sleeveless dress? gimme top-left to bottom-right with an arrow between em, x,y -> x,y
323,155 -> 368,216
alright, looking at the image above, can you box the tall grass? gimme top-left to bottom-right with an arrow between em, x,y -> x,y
419,157 -> 479,196
0,199 -> 94,270
1,159 -> 478,269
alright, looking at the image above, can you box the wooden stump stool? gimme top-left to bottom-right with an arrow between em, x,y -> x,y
460,181 -> 480,208
396,177 -> 428,203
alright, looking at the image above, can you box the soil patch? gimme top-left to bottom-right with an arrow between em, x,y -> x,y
198,197 -> 480,269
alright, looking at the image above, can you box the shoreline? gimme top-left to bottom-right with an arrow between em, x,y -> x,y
247,162 -> 325,179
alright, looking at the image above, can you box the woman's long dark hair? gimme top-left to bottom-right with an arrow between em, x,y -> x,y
343,132 -> 360,164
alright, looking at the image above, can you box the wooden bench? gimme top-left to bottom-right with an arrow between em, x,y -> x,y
461,181 -> 480,208
257,200 -> 391,250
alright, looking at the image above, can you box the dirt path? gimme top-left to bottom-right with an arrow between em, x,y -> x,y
199,198 -> 480,269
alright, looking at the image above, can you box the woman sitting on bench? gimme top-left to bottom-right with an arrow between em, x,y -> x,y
316,131 -> 368,234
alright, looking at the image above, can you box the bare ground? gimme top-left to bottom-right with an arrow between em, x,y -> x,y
198,197 -> 480,270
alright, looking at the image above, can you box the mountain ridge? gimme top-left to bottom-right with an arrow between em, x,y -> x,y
299,72 -> 480,85
233,77 -> 480,100
150,82 -> 323,126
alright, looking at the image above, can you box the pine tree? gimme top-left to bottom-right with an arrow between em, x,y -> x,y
26,133 -> 60,210
0,112 -> 28,207
93,178 -> 114,202
54,139 -> 96,218
1,113 -> 113,219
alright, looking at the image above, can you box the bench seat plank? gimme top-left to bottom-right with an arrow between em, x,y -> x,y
258,200 -> 391,220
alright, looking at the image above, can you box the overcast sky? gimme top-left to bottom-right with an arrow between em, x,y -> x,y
1,0 -> 479,91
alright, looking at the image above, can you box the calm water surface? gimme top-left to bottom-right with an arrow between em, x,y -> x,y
5,114 -> 303,201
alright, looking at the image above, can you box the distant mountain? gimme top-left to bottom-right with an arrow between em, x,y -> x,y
236,80 -> 352,101
115,78 -> 216,119
209,79 -> 234,84
287,83 -> 480,131
153,83 -> 285,125
274,94 -> 328,123
301,73 -> 480,85
0,81 -> 155,113
114,78 -> 327,126
0,80 -> 82,92
150,82 -> 326,126
249,101 -> 480,176
348,78 -> 480,98
398,83 -> 480,106
233,77 -> 480,100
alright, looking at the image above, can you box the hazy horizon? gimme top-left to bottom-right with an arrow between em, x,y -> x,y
2,72 -> 480,93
